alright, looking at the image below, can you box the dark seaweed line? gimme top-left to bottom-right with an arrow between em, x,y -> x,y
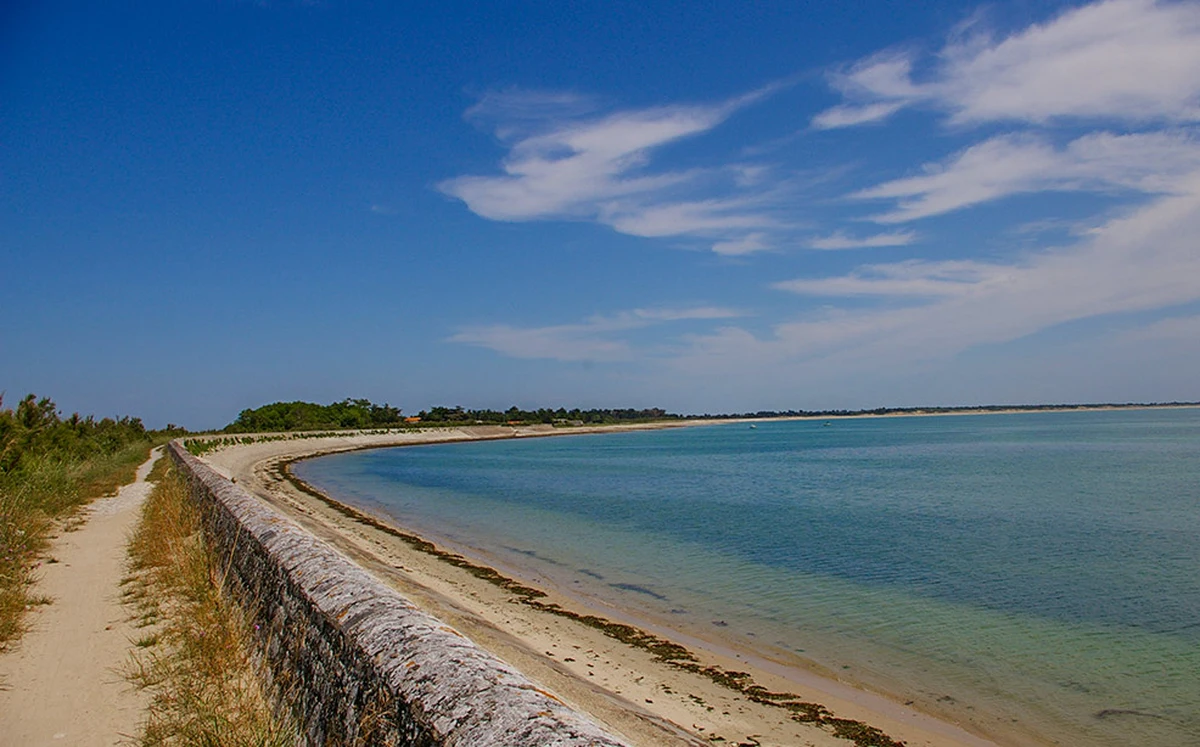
272,457 -> 906,747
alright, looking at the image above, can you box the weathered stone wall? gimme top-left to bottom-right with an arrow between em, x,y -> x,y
168,440 -> 629,747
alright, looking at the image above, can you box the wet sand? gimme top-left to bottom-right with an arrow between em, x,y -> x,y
202,425 -> 1034,747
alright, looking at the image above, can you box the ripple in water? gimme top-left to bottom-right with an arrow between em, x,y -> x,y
296,409 -> 1200,746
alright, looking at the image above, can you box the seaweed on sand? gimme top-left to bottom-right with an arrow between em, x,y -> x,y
271,456 -> 906,747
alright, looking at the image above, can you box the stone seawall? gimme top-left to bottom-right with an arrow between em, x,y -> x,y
168,440 -> 629,747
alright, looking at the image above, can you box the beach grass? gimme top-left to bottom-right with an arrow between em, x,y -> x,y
0,439 -> 154,648
123,459 -> 295,747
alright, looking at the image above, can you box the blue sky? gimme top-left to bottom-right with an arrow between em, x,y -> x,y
3,0 -> 1199,429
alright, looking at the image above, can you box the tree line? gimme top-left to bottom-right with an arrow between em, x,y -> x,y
1,393 -> 174,645
222,399 -> 683,431
693,401 -> 1200,419
225,398 -> 406,433
223,397 -> 1200,434
417,405 -> 678,425
0,394 -> 157,474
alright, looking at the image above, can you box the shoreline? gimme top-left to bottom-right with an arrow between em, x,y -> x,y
193,402 -> 1200,447
202,423 -> 1044,747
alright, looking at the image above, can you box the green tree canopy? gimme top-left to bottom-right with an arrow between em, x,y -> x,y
225,398 -> 405,433
0,394 -> 148,474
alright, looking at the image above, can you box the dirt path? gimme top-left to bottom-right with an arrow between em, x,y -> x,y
0,449 -> 160,747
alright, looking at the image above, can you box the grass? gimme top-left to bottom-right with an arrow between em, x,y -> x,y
124,458 -> 295,747
0,439 -> 156,648
182,428 -> 414,457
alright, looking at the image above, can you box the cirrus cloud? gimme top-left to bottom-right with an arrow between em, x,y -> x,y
440,86 -> 793,253
450,306 -> 746,363
813,0 -> 1200,129
807,230 -> 918,250
853,130 -> 1200,222
700,175 -> 1200,373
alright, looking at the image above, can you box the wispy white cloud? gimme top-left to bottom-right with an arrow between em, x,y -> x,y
441,87 -> 788,252
464,88 -> 601,138
853,131 -> 1200,222
681,177 -> 1200,373
813,0 -> 1200,129
712,232 -> 771,256
730,164 -> 772,187
774,259 -> 1009,297
808,230 -> 917,250
435,0 -> 1200,406
1117,313 -> 1200,342
1009,217 -> 1093,237
811,51 -> 919,129
623,307 -> 744,323
601,197 -> 777,238
441,99 -> 715,221
811,101 -> 907,130
450,306 -> 745,362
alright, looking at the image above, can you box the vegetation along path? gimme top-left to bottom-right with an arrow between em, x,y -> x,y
0,448 -> 160,746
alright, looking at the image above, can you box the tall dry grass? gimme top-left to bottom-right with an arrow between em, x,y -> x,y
1,440 -> 154,647
124,459 -> 295,747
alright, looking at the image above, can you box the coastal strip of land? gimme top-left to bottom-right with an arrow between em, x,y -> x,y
201,423 -> 1025,747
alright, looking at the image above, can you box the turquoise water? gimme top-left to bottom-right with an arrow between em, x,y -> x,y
295,409 -> 1200,746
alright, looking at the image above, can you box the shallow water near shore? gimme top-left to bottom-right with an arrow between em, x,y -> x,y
295,409 -> 1200,746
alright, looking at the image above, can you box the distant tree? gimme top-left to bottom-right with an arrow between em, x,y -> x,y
411,405 -> 682,426
225,398 -> 406,433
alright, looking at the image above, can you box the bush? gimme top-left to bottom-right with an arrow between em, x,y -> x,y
0,394 -> 160,648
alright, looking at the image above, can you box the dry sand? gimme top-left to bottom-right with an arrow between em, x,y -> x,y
0,448 -> 160,747
203,426 -> 1029,747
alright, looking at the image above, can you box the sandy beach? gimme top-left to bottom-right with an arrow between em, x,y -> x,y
202,424 -> 1037,747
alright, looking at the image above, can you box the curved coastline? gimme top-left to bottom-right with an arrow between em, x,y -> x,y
200,425 -> 1016,747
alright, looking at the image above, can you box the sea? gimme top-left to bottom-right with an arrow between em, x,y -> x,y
293,408 -> 1200,746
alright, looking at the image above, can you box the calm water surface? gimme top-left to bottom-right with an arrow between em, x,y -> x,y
295,409 -> 1200,746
